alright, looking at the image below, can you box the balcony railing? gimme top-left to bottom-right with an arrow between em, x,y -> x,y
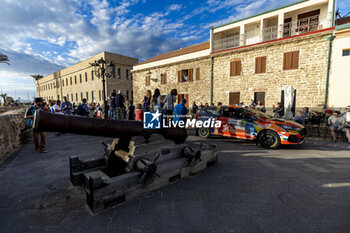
283,15 -> 320,37
263,25 -> 278,42
213,34 -> 240,52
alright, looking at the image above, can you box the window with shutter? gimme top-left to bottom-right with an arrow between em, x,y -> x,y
179,69 -> 192,82
230,60 -> 241,76
188,69 -> 193,82
196,68 -> 200,80
255,56 -> 266,74
161,73 -> 167,84
283,51 -> 299,70
146,76 -> 150,86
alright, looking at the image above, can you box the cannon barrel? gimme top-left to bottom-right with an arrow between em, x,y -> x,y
33,110 -> 187,144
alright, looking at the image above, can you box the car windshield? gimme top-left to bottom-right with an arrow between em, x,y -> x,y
247,108 -> 273,119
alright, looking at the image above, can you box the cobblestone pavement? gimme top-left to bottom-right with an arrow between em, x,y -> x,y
0,131 -> 350,233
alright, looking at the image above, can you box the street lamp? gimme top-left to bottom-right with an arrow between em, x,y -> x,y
91,57 -> 115,119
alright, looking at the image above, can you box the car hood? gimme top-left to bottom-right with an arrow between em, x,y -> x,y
266,118 -> 304,128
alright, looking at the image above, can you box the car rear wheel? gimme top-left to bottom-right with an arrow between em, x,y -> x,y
198,128 -> 210,138
258,130 -> 281,149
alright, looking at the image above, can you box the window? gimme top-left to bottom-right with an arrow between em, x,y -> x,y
91,70 -> 94,81
85,72 -> 87,82
229,92 -> 240,105
86,92 -> 89,101
126,90 -> 129,100
99,90 -> 101,101
130,73 -> 133,81
255,56 -> 266,74
146,76 -> 150,86
254,92 -> 265,105
75,93 -> 78,102
343,49 -> 350,56
118,68 -> 121,79
283,51 -> 299,70
80,74 -> 82,83
112,67 -> 116,78
62,80 -> 64,87
178,69 -> 193,82
131,90 -> 133,101
81,92 -> 83,101
70,77 -> 72,85
196,68 -> 200,81
126,69 -> 129,79
92,91 -> 95,102
71,93 -> 73,101
57,81 -> 59,88
161,73 -> 167,84
230,60 -> 241,76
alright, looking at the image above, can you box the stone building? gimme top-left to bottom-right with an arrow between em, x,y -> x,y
133,0 -> 347,110
36,51 -> 138,104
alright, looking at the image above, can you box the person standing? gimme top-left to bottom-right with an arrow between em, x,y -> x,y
127,101 -> 135,120
53,100 -> 64,114
24,97 -> 47,153
109,92 -> 117,120
135,104 -> 143,121
61,96 -> 72,115
191,102 -> 198,119
142,90 -> 152,112
115,90 -> 125,120
152,89 -> 162,112
163,89 -> 177,116
174,99 -> 188,123
77,98 -> 89,117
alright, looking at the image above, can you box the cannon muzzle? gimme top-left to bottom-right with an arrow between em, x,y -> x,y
33,110 -> 187,144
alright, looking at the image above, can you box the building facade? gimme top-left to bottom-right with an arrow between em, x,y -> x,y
328,23 -> 350,108
132,0 -> 346,111
36,51 -> 138,104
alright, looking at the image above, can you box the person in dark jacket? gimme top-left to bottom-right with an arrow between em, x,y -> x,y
273,102 -> 284,118
109,92 -> 117,120
24,97 -> 47,153
115,89 -> 125,120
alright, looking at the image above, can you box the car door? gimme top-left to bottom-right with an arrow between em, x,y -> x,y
215,107 -> 245,138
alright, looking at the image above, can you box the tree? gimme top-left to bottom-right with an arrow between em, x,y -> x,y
0,53 -> 10,65
0,93 -> 7,104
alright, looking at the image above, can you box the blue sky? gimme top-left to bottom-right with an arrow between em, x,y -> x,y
0,0 -> 349,101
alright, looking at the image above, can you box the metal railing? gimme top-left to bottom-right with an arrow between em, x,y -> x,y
213,34 -> 240,52
263,25 -> 278,42
283,15 -> 320,37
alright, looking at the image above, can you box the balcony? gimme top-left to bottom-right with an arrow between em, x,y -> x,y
263,25 -> 278,42
283,15 -> 320,37
213,34 -> 240,52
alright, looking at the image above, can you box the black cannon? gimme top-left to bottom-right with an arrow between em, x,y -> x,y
33,110 -> 217,213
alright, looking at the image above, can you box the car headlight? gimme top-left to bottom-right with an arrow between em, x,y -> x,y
276,124 -> 298,132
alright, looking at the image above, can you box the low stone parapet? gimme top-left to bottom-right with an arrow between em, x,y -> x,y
0,108 -> 27,163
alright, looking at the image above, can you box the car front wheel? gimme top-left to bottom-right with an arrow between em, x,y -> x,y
257,130 -> 281,149
198,128 -> 210,138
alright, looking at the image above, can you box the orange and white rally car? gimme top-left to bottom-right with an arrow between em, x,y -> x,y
196,106 -> 305,149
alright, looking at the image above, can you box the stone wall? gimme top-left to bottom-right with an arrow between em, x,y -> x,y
213,31 -> 331,110
133,56 -> 211,106
0,108 -> 27,163
133,31 -> 331,111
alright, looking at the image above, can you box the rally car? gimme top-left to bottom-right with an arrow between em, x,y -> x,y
196,106 -> 305,149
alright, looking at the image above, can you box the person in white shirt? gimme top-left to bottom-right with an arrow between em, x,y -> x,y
53,100 -> 64,115
341,106 -> 350,124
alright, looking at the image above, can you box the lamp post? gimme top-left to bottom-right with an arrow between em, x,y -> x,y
91,57 -> 115,119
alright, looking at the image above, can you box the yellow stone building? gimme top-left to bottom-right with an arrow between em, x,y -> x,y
132,0 -> 348,110
36,51 -> 138,104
